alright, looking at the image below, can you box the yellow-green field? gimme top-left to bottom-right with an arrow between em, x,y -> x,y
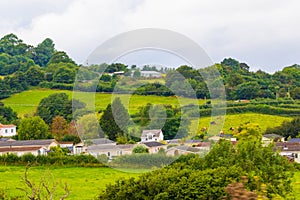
0,166 -> 143,199
189,113 -> 292,135
0,166 -> 299,199
1,88 -> 204,117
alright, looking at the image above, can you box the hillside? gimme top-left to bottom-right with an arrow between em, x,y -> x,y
0,88 -> 205,117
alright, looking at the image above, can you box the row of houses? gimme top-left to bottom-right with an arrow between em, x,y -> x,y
1,127 -> 300,163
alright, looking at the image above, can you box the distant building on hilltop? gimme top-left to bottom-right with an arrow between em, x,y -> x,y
140,71 -> 162,78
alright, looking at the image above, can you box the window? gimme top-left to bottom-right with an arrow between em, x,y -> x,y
5,129 -> 8,133
11,129 -> 13,133
107,152 -> 110,157
295,153 -> 298,158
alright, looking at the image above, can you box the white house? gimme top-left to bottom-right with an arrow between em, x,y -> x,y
140,71 -> 162,78
141,130 -> 164,142
0,123 -> 17,137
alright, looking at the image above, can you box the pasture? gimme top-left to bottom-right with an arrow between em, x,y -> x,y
0,166 -> 299,199
189,113 -> 292,135
1,88 -> 204,116
0,166 -> 144,199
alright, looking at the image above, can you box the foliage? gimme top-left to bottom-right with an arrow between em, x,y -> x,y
99,140 -> 294,199
0,106 -> 18,123
132,145 -> 149,153
36,93 -> 85,125
100,98 -> 130,141
265,117 -> 300,138
51,116 -> 69,141
77,114 -> 101,140
18,116 -> 49,140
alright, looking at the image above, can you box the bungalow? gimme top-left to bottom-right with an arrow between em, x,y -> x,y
274,142 -> 300,163
165,146 -> 201,156
0,146 -> 46,156
87,144 -> 135,160
141,129 -> 164,142
0,123 -> 17,137
0,139 -> 58,150
141,141 -> 166,153
0,139 -> 59,156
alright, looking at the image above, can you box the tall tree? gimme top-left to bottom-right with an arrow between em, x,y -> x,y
32,38 -> 55,67
18,116 -> 49,140
100,98 -> 130,141
48,51 -> 76,65
51,116 -> 69,141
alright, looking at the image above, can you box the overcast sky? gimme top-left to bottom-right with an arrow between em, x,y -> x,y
0,0 -> 299,73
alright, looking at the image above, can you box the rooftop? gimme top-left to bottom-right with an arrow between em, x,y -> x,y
0,146 -> 43,153
142,141 -> 165,147
0,139 -> 57,147
0,123 -> 16,128
288,138 -> 300,143
141,129 -> 162,138
173,146 -> 201,153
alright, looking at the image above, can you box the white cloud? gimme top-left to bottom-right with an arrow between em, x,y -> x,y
1,0 -> 300,72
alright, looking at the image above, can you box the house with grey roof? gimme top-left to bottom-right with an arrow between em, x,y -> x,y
0,139 -> 59,156
274,142 -> 300,163
141,141 -> 166,153
87,144 -> 135,160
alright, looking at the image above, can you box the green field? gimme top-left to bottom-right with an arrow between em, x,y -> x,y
189,113 -> 292,135
0,166 -> 299,199
1,88 -> 204,117
0,166 -> 143,199
294,171 -> 300,198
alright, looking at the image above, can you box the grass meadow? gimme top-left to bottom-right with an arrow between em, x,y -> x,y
0,166 -> 144,199
0,166 -> 300,199
0,88 -> 205,117
189,113 -> 292,135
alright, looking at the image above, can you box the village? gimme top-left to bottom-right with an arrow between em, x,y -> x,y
1,123 -> 300,163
